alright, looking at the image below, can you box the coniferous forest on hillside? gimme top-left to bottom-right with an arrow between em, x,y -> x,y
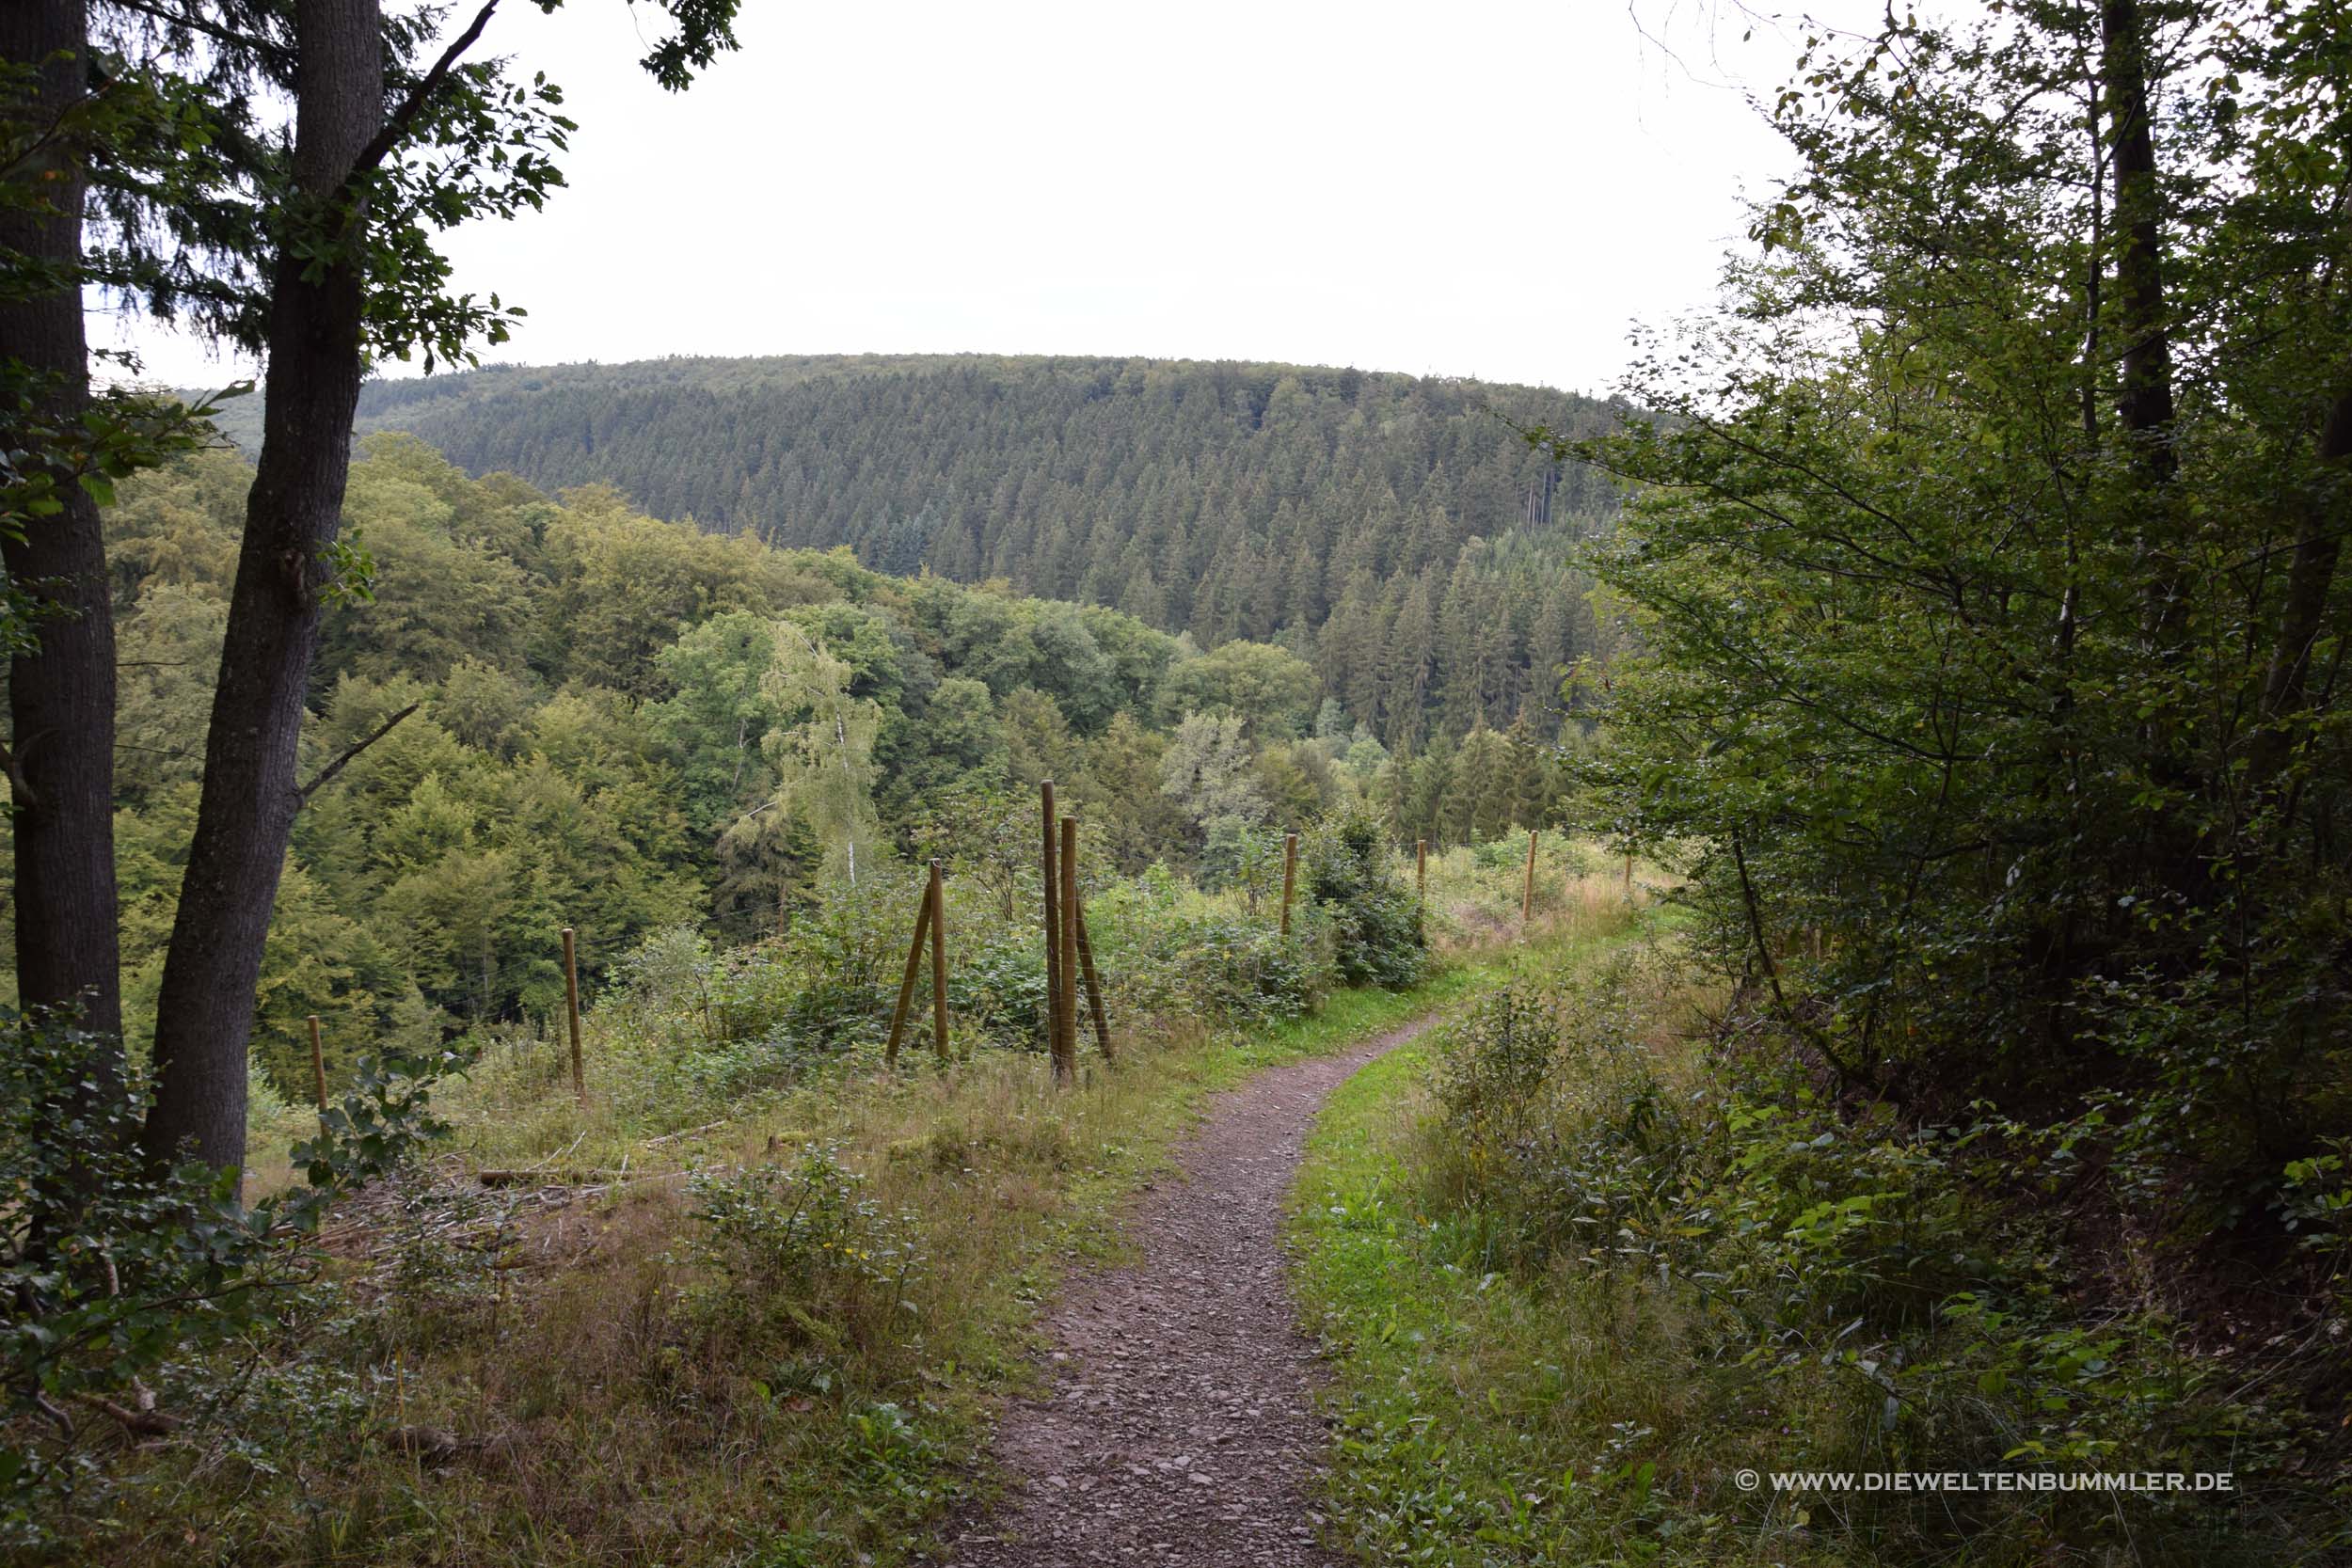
5,3 -> 2350,1566
211,354 -> 1628,752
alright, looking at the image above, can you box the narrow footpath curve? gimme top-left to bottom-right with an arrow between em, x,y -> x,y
939,1013 -> 1441,1568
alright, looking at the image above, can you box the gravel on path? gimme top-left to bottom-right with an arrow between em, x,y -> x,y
938,1014 -> 1440,1568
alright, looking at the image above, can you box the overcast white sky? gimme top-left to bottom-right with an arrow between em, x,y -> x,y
111,1 -> 1869,397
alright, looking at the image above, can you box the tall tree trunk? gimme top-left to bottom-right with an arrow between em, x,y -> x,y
0,0 -> 124,1054
144,0 -> 382,1177
2100,0 -> 2211,910
2100,0 -> 2183,636
2247,388 -> 2352,799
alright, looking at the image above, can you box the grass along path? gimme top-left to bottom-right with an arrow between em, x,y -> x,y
81,951 -> 1535,1568
1288,926 -> 1711,1568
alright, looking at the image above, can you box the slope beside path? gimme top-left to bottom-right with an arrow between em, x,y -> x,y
938,1014 -> 1443,1568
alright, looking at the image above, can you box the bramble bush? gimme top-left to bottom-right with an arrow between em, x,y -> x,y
1102,896 -> 1330,1029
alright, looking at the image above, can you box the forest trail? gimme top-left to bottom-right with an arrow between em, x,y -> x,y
937,1015 -> 1442,1568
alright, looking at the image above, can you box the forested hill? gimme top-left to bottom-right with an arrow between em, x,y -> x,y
209,356 -> 1624,748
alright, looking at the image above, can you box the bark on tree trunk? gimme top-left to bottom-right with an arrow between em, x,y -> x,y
144,0 -> 383,1177
0,0 -> 124,1054
2100,0 -> 2183,635
2248,388 -> 2352,799
2099,0 -> 2213,910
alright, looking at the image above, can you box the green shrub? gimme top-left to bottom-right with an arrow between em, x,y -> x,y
683,1145 -> 925,1354
1076,871 -> 1335,1034
1428,961 -> 1702,1277
944,923 -> 1051,1050
1113,906 -> 1329,1028
1305,810 -> 1424,988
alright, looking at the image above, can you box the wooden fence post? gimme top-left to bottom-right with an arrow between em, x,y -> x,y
1522,830 -> 1538,928
1417,838 -> 1427,909
1279,832 -> 1299,936
884,874 -> 936,1069
1625,850 -> 1635,895
1041,780 -> 1068,1083
1073,890 -> 1114,1063
308,1014 -> 327,1113
929,859 -> 950,1065
1059,816 -> 1080,1082
562,927 -> 585,1105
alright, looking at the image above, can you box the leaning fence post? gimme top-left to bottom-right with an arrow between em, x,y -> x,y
884,873 -> 936,1069
1279,832 -> 1299,936
308,1014 -> 327,1114
929,858 -> 951,1065
562,927 -> 585,1105
1522,830 -> 1538,929
1073,890 -> 1114,1063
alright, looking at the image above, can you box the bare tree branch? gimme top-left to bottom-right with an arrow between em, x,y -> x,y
294,702 -> 419,804
348,0 -> 501,181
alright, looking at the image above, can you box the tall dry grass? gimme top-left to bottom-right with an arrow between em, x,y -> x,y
1414,832 -> 1664,958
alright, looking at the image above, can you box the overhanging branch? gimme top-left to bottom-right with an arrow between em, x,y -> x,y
295,703 -> 419,804
347,0 -> 502,181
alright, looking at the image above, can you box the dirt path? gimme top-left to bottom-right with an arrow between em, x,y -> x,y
939,1014 -> 1439,1568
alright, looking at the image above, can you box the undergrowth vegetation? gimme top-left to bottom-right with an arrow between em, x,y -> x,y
1295,937 -> 2350,1567
342,818 -> 1405,1183
6,816 -> 1577,1563
14,1002 -> 1340,1563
